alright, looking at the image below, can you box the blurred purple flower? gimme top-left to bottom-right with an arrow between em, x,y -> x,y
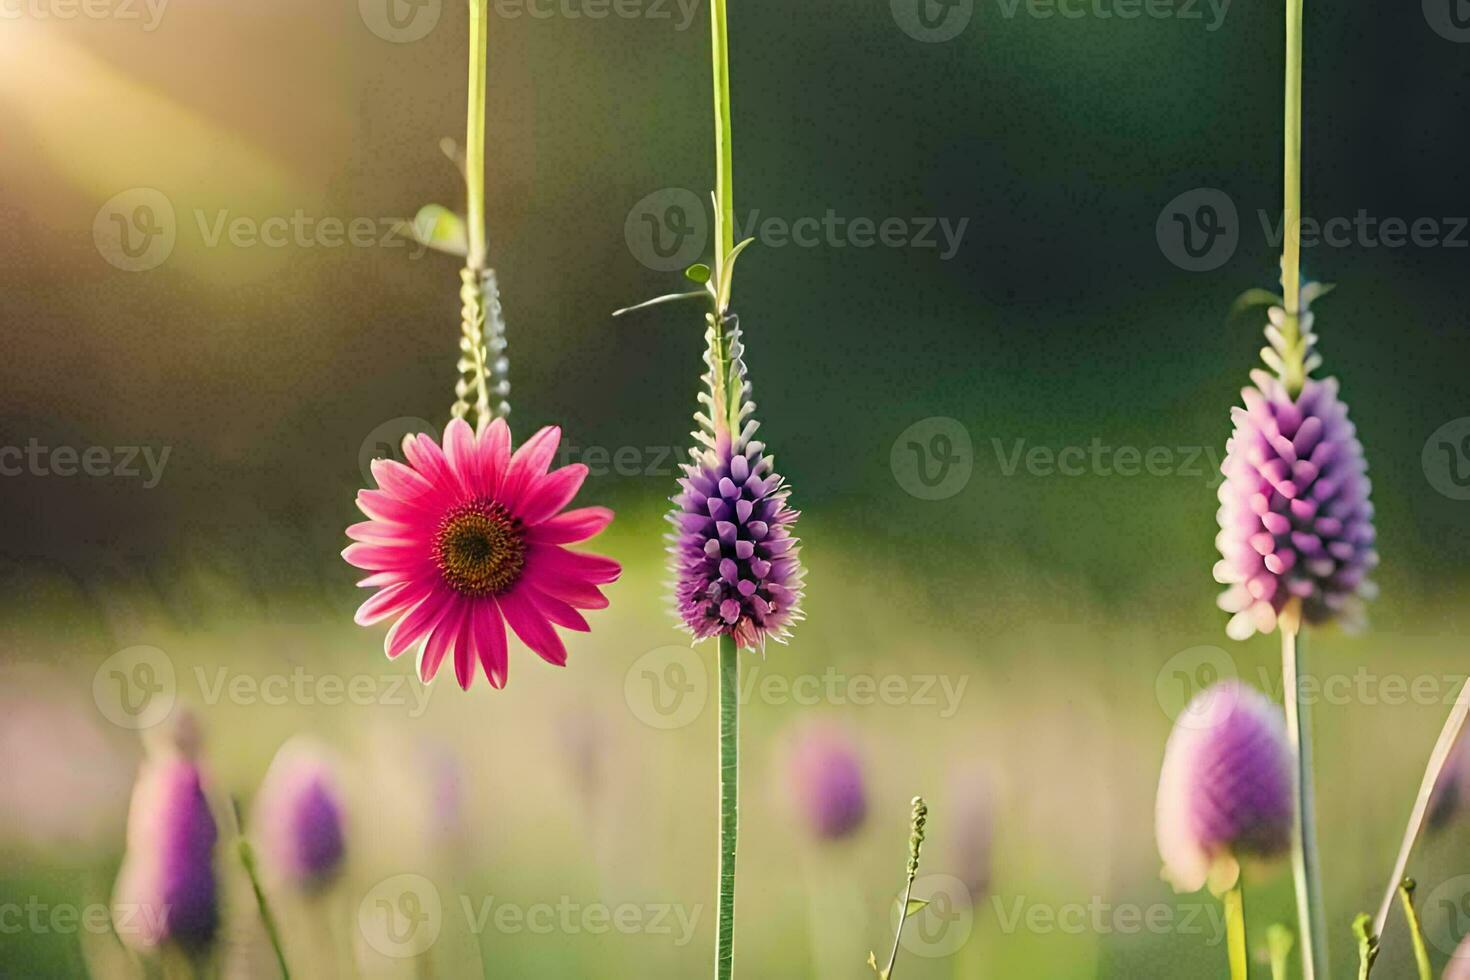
1427,734 -> 1470,832
253,737 -> 346,893
1214,352 -> 1377,640
1155,681 -> 1292,892
112,740 -> 218,953
785,723 -> 866,841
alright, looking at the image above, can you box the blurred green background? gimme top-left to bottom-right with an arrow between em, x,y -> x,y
2,0 -> 1468,976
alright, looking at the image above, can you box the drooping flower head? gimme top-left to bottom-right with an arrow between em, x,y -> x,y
1155,680 -> 1292,893
112,713 -> 219,954
252,737 -> 347,894
1214,288 -> 1377,640
669,314 -> 803,648
345,417 -> 621,689
784,722 -> 867,841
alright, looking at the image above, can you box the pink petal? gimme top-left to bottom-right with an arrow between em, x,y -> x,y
356,489 -> 431,524
342,542 -> 429,572
478,417 -> 512,496
402,432 -> 456,494
452,606 -> 476,690
441,418 -> 481,496
528,506 -> 615,544
501,426 -> 562,509
499,587 -> 567,666
346,520 -> 405,545
522,568 -> 609,609
517,464 -> 588,526
355,581 -> 424,626
529,543 -> 621,585
418,599 -> 464,682
370,458 -> 439,505
473,600 -> 509,689
529,589 -> 590,632
385,595 -> 451,660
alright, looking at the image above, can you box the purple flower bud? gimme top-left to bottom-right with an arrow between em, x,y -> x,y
1214,360 -> 1377,640
668,315 -> 804,649
1155,681 -> 1292,893
253,738 -> 347,893
785,723 -> 867,841
112,749 -> 219,953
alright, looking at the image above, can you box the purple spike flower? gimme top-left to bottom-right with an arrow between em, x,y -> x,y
668,314 -> 804,649
112,747 -> 219,953
253,737 -> 347,893
1155,680 -> 1292,893
1214,298 -> 1377,640
785,723 -> 867,840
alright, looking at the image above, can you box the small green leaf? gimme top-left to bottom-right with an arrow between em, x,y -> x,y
612,291 -> 708,318
684,263 -> 711,284
403,204 -> 468,256
902,898 -> 930,919
1229,287 -> 1283,318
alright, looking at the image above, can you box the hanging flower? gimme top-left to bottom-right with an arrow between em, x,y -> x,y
1214,295 -> 1378,640
668,315 -> 804,648
252,737 -> 347,894
112,719 -> 219,954
1155,680 -> 1292,893
345,417 -> 620,689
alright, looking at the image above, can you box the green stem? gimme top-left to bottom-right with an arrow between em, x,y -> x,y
1280,0 -> 1306,393
238,837 -> 292,980
1397,880 -> 1432,980
709,0 -> 734,287
715,634 -> 739,980
455,0 -> 495,426
1354,914 -> 1380,980
1281,625 -> 1326,979
1223,884 -> 1249,980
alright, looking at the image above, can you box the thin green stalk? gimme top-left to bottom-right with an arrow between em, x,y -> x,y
709,0 -> 734,283
455,0 -> 494,426
716,634 -> 739,980
1223,883 -> 1249,980
1267,924 -> 1294,980
1354,914 -> 1379,980
871,797 -> 928,980
1281,625 -> 1326,979
1280,0 -> 1305,392
1397,879 -> 1432,980
238,837 -> 292,980
1372,677 -> 1470,939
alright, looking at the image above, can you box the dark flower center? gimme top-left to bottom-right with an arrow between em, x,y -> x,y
433,500 -> 525,596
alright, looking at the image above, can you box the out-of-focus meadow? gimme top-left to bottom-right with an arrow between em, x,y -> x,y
2,0 -> 1469,977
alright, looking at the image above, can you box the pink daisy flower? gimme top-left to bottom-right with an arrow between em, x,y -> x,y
344,417 -> 620,689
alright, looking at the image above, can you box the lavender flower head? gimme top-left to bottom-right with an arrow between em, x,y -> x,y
112,717 -> 218,953
1155,680 -> 1292,893
252,737 -> 347,893
669,314 -> 804,649
1215,291 -> 1378,640
785,722 -> 867,840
